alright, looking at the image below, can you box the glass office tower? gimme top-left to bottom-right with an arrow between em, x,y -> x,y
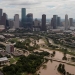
21,8 -> 26,27
41,14 -> 46,31
0,9 -> 2,20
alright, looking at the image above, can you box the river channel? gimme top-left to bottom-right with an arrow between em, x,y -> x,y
36,39 -> 75,75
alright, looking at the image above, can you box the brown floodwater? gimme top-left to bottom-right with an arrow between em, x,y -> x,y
40,48 -> 64,59
38,61 -> 75,75
40,48 -> 72,60
36,47 -> 75,75
36,39 -> 45,45
36,39 -> 75,75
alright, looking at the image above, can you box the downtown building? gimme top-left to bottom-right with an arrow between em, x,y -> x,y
0,9 -> 2,20
65,14 -> 70,30
51,15 -> 57,29
0,13 -> 7,30
57,17 -> 61,26
21,8 -> 33,31
8,19 -> 14,28
21,8 -> 26,27
53,15 -> 57,29
0,9 -> 9,30
69,18 -> 73,26
0,9 -> 5,31
14,14 -> 19,29
41,14 -> 46,31
26,13 -> 33,30
33,19 -> 41,31
51,15 -> 61,29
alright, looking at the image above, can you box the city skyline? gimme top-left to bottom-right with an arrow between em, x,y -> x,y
0,0 -> 75,19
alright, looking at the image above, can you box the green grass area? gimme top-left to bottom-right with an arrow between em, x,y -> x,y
14,57 -> 20,61
9,58 -> 16,64
9,57 -> 20,64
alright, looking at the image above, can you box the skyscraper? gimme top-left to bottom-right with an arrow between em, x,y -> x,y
8,20 -> 14,28
21,8 -> 26,27
57,17 -> 61,26
53,15 -> 57,29
26,13 -> 33,29
21,8 -> 26,21
14,14 -> 19,28
41,14 -> 46,31
51,18 -> 53,28
0,9 -> 2,20
33,19 -> 41,31
69,18 -> 73,26
0,13 -> 7,28
65,14 -> 69,30
27,13 -> 33,23
33,19 -> 40,26
6,19 -> 9,28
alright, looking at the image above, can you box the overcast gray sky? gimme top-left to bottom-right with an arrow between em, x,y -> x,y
0,0 -> 75,19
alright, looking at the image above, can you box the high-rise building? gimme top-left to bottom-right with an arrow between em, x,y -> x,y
0,13 -> 7,28
33,19 -> 41,31
57,17 -> 61,26
21,8 -> 26,21
41,14 -> 46,31
69,18 -> 73,26
25,13 -> 33,30
51,18 -> 53,28
8,20 -> 14,28
14,14 -> 19,28
33,19 -> 40,26
65,14 -> 69,30
21,8 -> 26,27
0,9 -> 2,20
6,19 -> 9,28
53,15 -> 57,29
26,13 -> 33,23
0,25 -> 5,31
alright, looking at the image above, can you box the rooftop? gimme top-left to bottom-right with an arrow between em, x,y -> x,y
0,57 -> 8,62
0,35 -> 5,39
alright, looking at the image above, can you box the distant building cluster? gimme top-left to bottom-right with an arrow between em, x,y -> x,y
0,8 -> 47,32
51,15 -> 61,29
21,8 -> 46,31
0,8 -> 75,32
